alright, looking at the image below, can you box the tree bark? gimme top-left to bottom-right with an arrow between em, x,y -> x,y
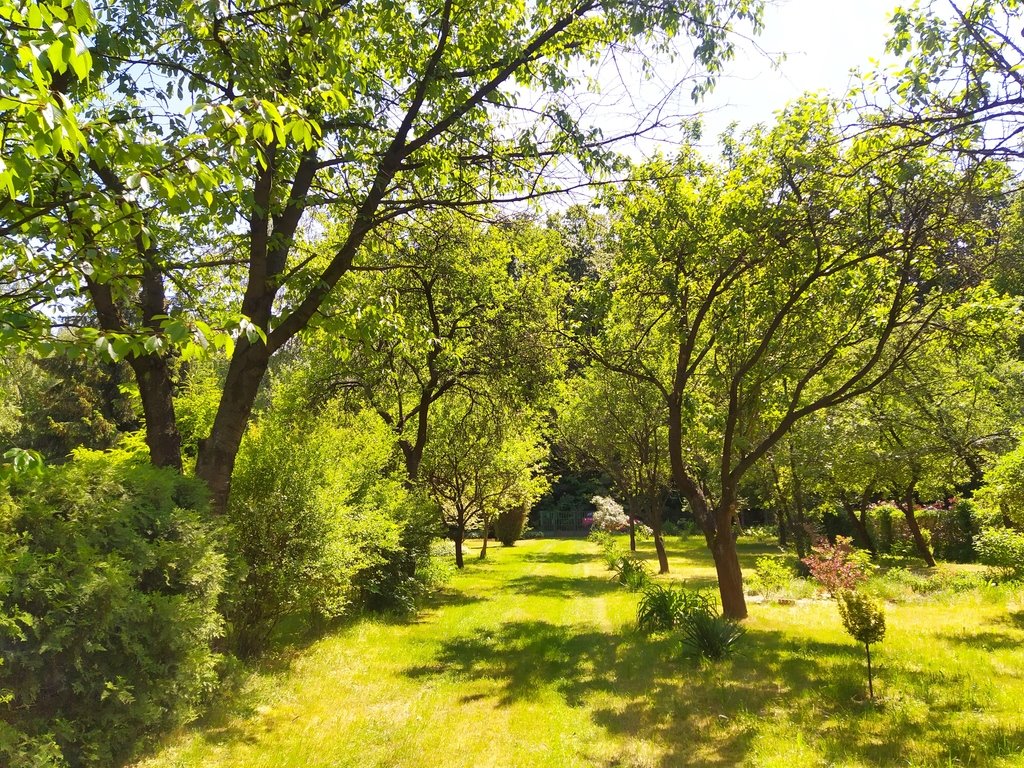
195,340 -> 273,514
841,498 -> 877,556
454,523 -> 465,569
711,526 -> 747,619
898,482 -> 936,567
479,513 -> 489,560
902,505 -> 936,567
653,527 -> 669,574
128,353 -> 182,471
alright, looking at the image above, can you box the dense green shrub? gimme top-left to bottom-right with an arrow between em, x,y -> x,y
974,526 -> 1024,581
495,506 -> 528,546
929,500 -> 980,563
636,584 -> 714,633
0,445 -> 225,767
748,556 -> 793,600
226,410 -> 441,655
611,553 -> 651,590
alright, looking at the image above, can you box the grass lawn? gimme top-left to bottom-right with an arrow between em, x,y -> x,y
135,536 -> 1024,768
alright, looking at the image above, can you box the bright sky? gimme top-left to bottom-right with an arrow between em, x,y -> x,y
597,0 -> 906,158
700,0 -> 900,138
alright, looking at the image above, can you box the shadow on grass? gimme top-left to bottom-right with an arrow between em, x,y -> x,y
521,550 -> 595,566
406,621 -> 1024,767
504,574 -> 620,598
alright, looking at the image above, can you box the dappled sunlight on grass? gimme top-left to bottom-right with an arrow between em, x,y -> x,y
134,537 -> 1024,768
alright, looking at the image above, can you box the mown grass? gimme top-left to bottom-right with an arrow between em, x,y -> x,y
134,536 -> 1024,768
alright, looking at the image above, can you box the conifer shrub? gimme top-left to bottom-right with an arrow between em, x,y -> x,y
495,506 -> 529,546
0,445 -> 225,767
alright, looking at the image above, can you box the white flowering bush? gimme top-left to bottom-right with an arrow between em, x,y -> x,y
590,495 -> 630,531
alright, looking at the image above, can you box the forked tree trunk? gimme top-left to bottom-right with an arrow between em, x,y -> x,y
841,499 -> 877,556
195,340 -> 272,514
669,398 -> 747,618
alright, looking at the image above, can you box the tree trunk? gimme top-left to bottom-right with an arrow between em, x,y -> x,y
711,529 -> 747,619
898,482 -> 936,567
479,513 -> 489,560
841,499 -> 877,556
653,528 -> 669,574
865,642 -> 874,700
129,353 -> 183,471
902,505 -> 936,567
195,340 -> 272,514
650,504 -> 669,574
454,524 -> 465,569
669,396 -> 745,617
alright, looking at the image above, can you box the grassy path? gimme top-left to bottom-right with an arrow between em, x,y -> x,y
137,537 -> 1024,768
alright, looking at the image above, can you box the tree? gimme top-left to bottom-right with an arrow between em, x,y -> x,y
421,396 -> 548,568
862,0 -> 1024,163
300,213 -> 565,482
557,367 -> 673,572
1,0 -> 762,513
587,98 -> 1000,617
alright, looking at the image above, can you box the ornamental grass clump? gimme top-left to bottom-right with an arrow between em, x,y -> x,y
636,584 -> 715,633
611,553 -> 651,590
836,589 -> 887,700
679,611 -> 745,661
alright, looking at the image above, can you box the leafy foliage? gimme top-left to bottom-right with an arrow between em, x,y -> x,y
226,408 -> 438,655
494,507 -> 529,547
611,553 -> 652,591
836,589 -> 887,699
748,556 -> 793,601
802,537 -> 870,597
974,526 -> 1024,582
678,612 -> 745,661
0,445 -> 224,767
636,584 -> 715,633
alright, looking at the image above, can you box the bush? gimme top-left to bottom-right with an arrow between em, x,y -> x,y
0,445 -> 225,767
494,506 -> 528,546
590,528 -> 625,569
974,526 -> 1024,581
636,584 -> 715,633
929,499 -> 980,563
611,553 -> 651,591
748,556 -> 792,600
802,536 -> 870,596
679,612 -> 745,661
227,410 -> 439,655
590,495 -> 630,531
